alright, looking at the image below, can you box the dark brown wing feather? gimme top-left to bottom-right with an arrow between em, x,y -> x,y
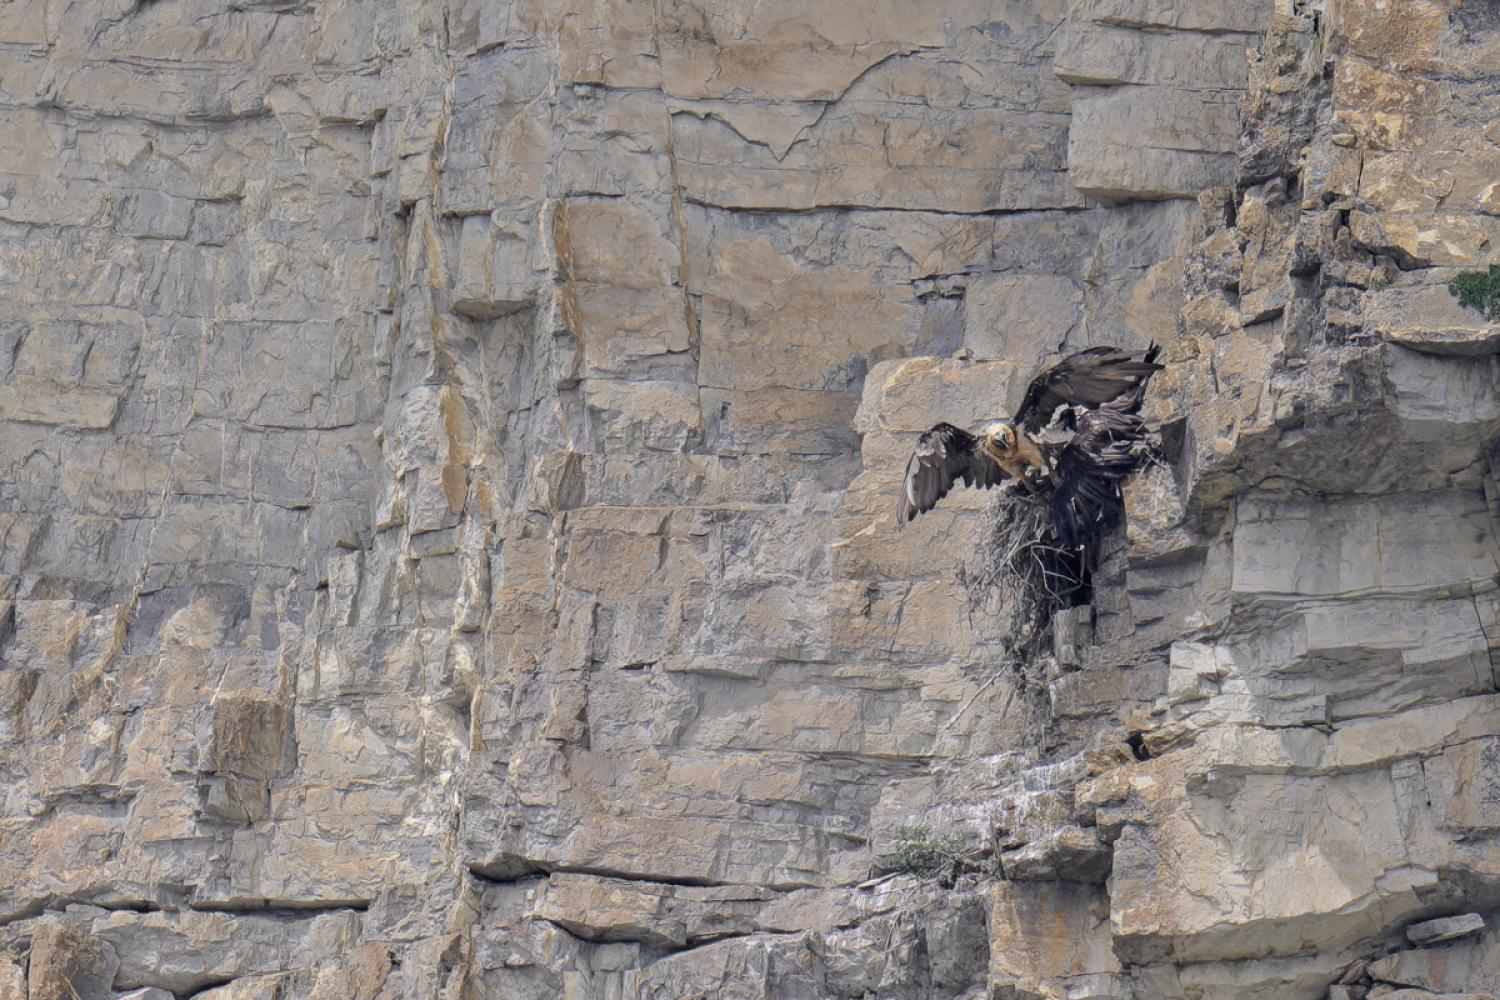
896,423 -> 1007,527
1049,385 -> 1151,558
1015,344 -> 1162,433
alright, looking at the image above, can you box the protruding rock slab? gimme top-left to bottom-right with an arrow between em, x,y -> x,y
1405,912 -> 1486,946
1371,918 -> 1500,993
1365,283 -> 1500,357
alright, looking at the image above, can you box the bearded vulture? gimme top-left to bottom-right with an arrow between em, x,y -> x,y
895,345 -> 1162,549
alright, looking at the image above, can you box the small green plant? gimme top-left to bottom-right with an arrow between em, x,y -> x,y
1448,264 -> 1500,321
883,824 -> 979,880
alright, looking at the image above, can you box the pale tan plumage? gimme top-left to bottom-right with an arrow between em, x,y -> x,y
977,422 -> 1048,489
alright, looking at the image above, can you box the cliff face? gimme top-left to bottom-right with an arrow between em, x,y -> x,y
2,1 -> 1499,997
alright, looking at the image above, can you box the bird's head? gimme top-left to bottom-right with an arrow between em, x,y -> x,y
980,421 -> 1018,452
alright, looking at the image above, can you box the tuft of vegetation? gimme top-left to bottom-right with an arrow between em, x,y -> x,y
1449,264 -> 1500,321
882,825 -> 989,883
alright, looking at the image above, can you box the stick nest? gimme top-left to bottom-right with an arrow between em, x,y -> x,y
958,486 -> 1082,676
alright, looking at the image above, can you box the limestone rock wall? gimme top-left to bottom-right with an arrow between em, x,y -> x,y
0,1 -> 1497,998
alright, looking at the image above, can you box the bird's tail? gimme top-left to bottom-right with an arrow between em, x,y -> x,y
1092,347 -> 1164,396
1100,377 -> 1152,417
1109,343 -> 1163,410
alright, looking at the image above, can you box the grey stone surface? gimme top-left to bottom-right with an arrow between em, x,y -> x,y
1054,0 -> 1271,201
0,2 -> 1499,999
1406,913 -> 1486,947
1370,919 -> 1500,993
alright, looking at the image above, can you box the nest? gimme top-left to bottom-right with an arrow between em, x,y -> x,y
958,486 -> 1085,675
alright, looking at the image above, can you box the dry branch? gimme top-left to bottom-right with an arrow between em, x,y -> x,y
959,486 -> 1081,681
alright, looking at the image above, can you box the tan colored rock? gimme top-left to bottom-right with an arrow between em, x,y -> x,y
1057,0 -> 1266,202
695,234 -> 921,392
452,215 -> 539,318
1055,22 -> 1255,90
1332,56 -> 1441,151
654,0 -> 1010,102
533,872 -> 797,948
1072,0 -> 1272,34
1096,696 -> 1500,967
26,923 -> 119,1000
990,881 -> 1121,997
0,381 -> 120,429
1365,282 -> 1500,356
1369,921 -> 1500,993
0,958 -> 20,1000
1068,85 -> 1240,200
1351,211 -> 1500,268
1405,912 -> 1485,946
1000,825 -> 1112,883
672,102 -> 1082,213
1329,0 -> 1450,73
1231,491 -> 1499,599
4,0 -> 1500,996
207,692 -> 290,781
964,275 -> 1083,365
93,909 -> 361,996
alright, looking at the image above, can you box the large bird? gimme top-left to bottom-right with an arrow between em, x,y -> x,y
895,345 -> 1162,548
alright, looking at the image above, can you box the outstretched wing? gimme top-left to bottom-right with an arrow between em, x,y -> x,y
1049,391 -> 1151,556
896,423 -> 1007,527
1015,344 -> 1162,433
